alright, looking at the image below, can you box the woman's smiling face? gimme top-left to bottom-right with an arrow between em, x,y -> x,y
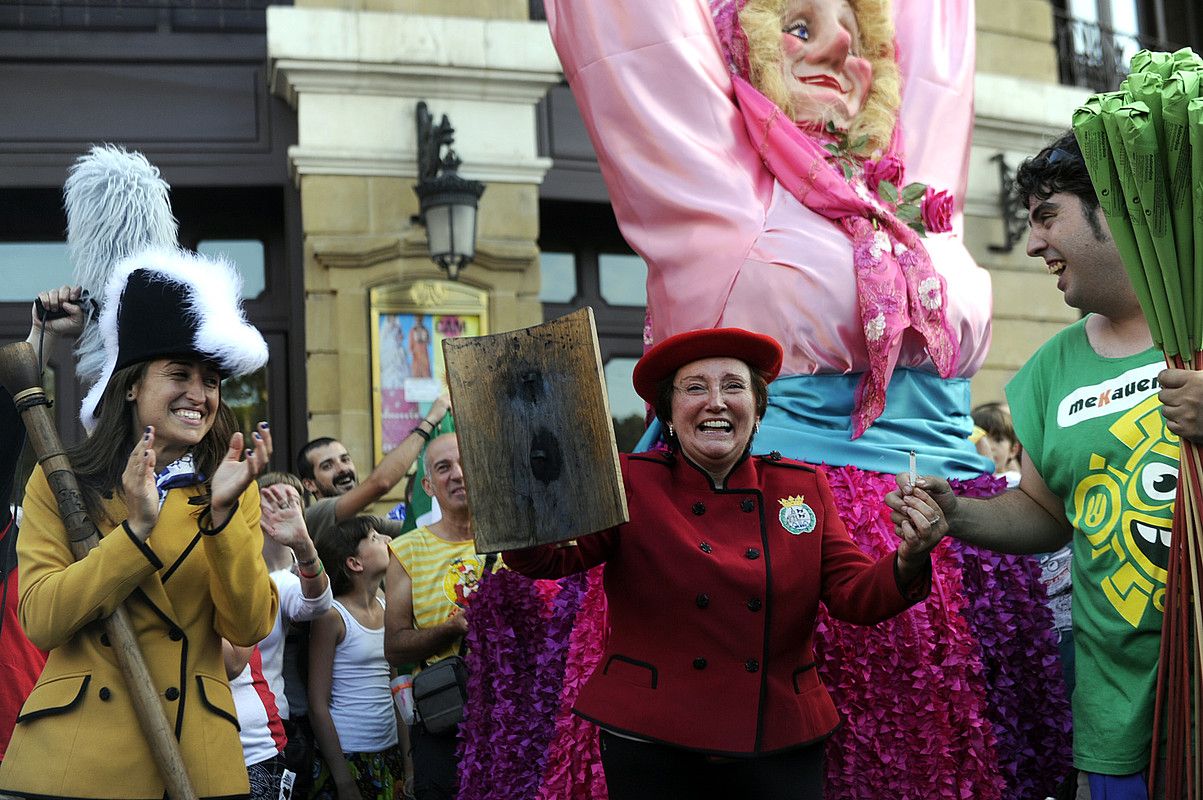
129,358 -> 220,465
669,357 -> 758,481
778,0 -> 873,129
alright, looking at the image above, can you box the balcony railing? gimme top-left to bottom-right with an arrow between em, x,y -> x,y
1054,9 -> 1181,91
0,0 -> 283,33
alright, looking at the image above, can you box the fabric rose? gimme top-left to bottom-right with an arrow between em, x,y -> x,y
921,187 -> 954,234
862,154 -> 905,192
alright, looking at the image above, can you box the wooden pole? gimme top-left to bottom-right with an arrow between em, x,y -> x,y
0,342 -> 197,800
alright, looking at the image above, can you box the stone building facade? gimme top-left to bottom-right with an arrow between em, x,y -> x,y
0,0 -> 1199,474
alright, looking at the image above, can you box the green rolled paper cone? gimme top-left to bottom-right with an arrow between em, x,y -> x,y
1130,50 -> 1155,75
1190,98 -> 1203,350
1117,102 -> 1191,356
1103,98 -> 1174,351
1170,48 -> 1203,70
1125,72 -> 1166,137
1074,100 -> 1162,346
1140,50 -> 1175,78
1163,70 -> 1199,347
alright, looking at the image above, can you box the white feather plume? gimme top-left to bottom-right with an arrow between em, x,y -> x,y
65,144 -> 178,385
79,248 -> 269,433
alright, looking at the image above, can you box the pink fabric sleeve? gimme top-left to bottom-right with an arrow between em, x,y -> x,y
543,0 -> 772,338
893,0 -> 976,227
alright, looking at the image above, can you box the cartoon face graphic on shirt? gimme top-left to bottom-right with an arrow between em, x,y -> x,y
1070,395 -> 1176,628
443,556 -> 485,609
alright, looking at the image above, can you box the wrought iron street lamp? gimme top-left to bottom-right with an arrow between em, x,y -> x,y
414,101 -> 485,280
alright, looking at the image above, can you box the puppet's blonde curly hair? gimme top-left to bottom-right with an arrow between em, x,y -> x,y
738,0 -> 899,153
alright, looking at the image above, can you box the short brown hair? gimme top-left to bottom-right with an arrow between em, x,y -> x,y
972,402 -> 1017,447
258,471 -> 305,495
315,515 -> 378,596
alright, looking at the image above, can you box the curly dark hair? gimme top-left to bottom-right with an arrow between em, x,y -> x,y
1014,130 -> 1107,240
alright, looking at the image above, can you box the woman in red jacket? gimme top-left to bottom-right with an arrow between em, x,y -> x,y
503,327 -> 948,800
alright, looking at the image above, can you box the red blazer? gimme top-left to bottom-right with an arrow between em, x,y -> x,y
504,450 -> 928,756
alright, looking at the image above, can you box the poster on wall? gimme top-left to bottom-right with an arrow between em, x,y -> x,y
370,280 -> 489,463
377,312 -> 482,450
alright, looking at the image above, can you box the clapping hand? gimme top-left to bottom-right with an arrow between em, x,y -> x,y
210,422 -> 272,528
122,426 -> 159,540
260,484 -> 309,550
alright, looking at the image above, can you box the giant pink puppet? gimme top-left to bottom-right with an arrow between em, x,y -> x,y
459,1 -> 1074,798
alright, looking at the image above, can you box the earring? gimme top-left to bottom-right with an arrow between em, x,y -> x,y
754,420 -> 761,435
666,422 -> 675,438
126,391 -> 135,401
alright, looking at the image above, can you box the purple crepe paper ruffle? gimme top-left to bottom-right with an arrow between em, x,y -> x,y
458,570 -> 587,800
538,567 -> 608,800
817,466 -> 1004,800
817,467 -> 1072,800
947,476 -> 1074,799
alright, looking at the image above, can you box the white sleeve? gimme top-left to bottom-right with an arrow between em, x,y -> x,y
272,568 -> 333,623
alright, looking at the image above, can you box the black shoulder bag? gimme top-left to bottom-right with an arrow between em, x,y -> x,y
412,553 -> 497,735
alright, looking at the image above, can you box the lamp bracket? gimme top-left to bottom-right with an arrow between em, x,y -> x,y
416,101 -> 462,184
988,152 -> 1030,253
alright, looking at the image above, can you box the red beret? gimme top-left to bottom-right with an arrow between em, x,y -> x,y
632,328 -> 783,404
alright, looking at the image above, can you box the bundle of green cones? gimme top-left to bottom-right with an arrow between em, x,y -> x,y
1073,47 -> 1203,800
1073,48 -> 1203,359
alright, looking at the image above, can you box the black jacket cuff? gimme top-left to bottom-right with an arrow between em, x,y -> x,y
123,520 -> 163,569
893,553 -> 932,603
199,500 -> 240,536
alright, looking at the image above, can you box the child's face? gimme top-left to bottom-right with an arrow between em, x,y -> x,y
355,529 -> 392,576
981,434 -> 1019,474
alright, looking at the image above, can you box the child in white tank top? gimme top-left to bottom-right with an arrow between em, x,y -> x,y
308,516 -> 404,800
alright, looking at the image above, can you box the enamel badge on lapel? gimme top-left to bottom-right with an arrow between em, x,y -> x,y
778,495 -> 816,535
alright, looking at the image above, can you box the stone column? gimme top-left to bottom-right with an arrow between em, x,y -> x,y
268,7 -> 562,463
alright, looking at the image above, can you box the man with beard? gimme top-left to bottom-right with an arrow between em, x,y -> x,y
297,394 -> 451,543
386,432 -> 498,800
889,131 -> 1203,799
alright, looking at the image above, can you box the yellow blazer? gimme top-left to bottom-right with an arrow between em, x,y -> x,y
0,468 -> 278,799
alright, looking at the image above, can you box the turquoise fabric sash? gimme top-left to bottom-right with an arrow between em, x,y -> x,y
635,368 -> 993,479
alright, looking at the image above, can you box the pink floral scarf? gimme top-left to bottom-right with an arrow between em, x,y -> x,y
708,0 -> 959,437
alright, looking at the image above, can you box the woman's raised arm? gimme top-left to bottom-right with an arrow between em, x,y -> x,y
544,0 -> 769,336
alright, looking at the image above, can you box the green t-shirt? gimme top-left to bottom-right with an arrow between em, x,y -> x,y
1007,317 -> 1173,774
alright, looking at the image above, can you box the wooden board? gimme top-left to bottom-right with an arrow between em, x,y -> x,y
442,307 -> 629,552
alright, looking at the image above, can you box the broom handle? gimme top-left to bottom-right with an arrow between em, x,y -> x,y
0,342 -> 198,800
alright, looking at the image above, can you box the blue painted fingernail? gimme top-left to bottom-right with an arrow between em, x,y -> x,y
261,421 -> 269,429
246,449 -> 254,458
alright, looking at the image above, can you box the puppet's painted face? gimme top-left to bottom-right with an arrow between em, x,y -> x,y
778,0 -> 872,129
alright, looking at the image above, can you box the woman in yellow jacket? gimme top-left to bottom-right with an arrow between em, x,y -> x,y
0,248 -> 279,799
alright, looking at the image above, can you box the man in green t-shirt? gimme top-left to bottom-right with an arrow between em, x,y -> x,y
887,131 -> 1203,800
